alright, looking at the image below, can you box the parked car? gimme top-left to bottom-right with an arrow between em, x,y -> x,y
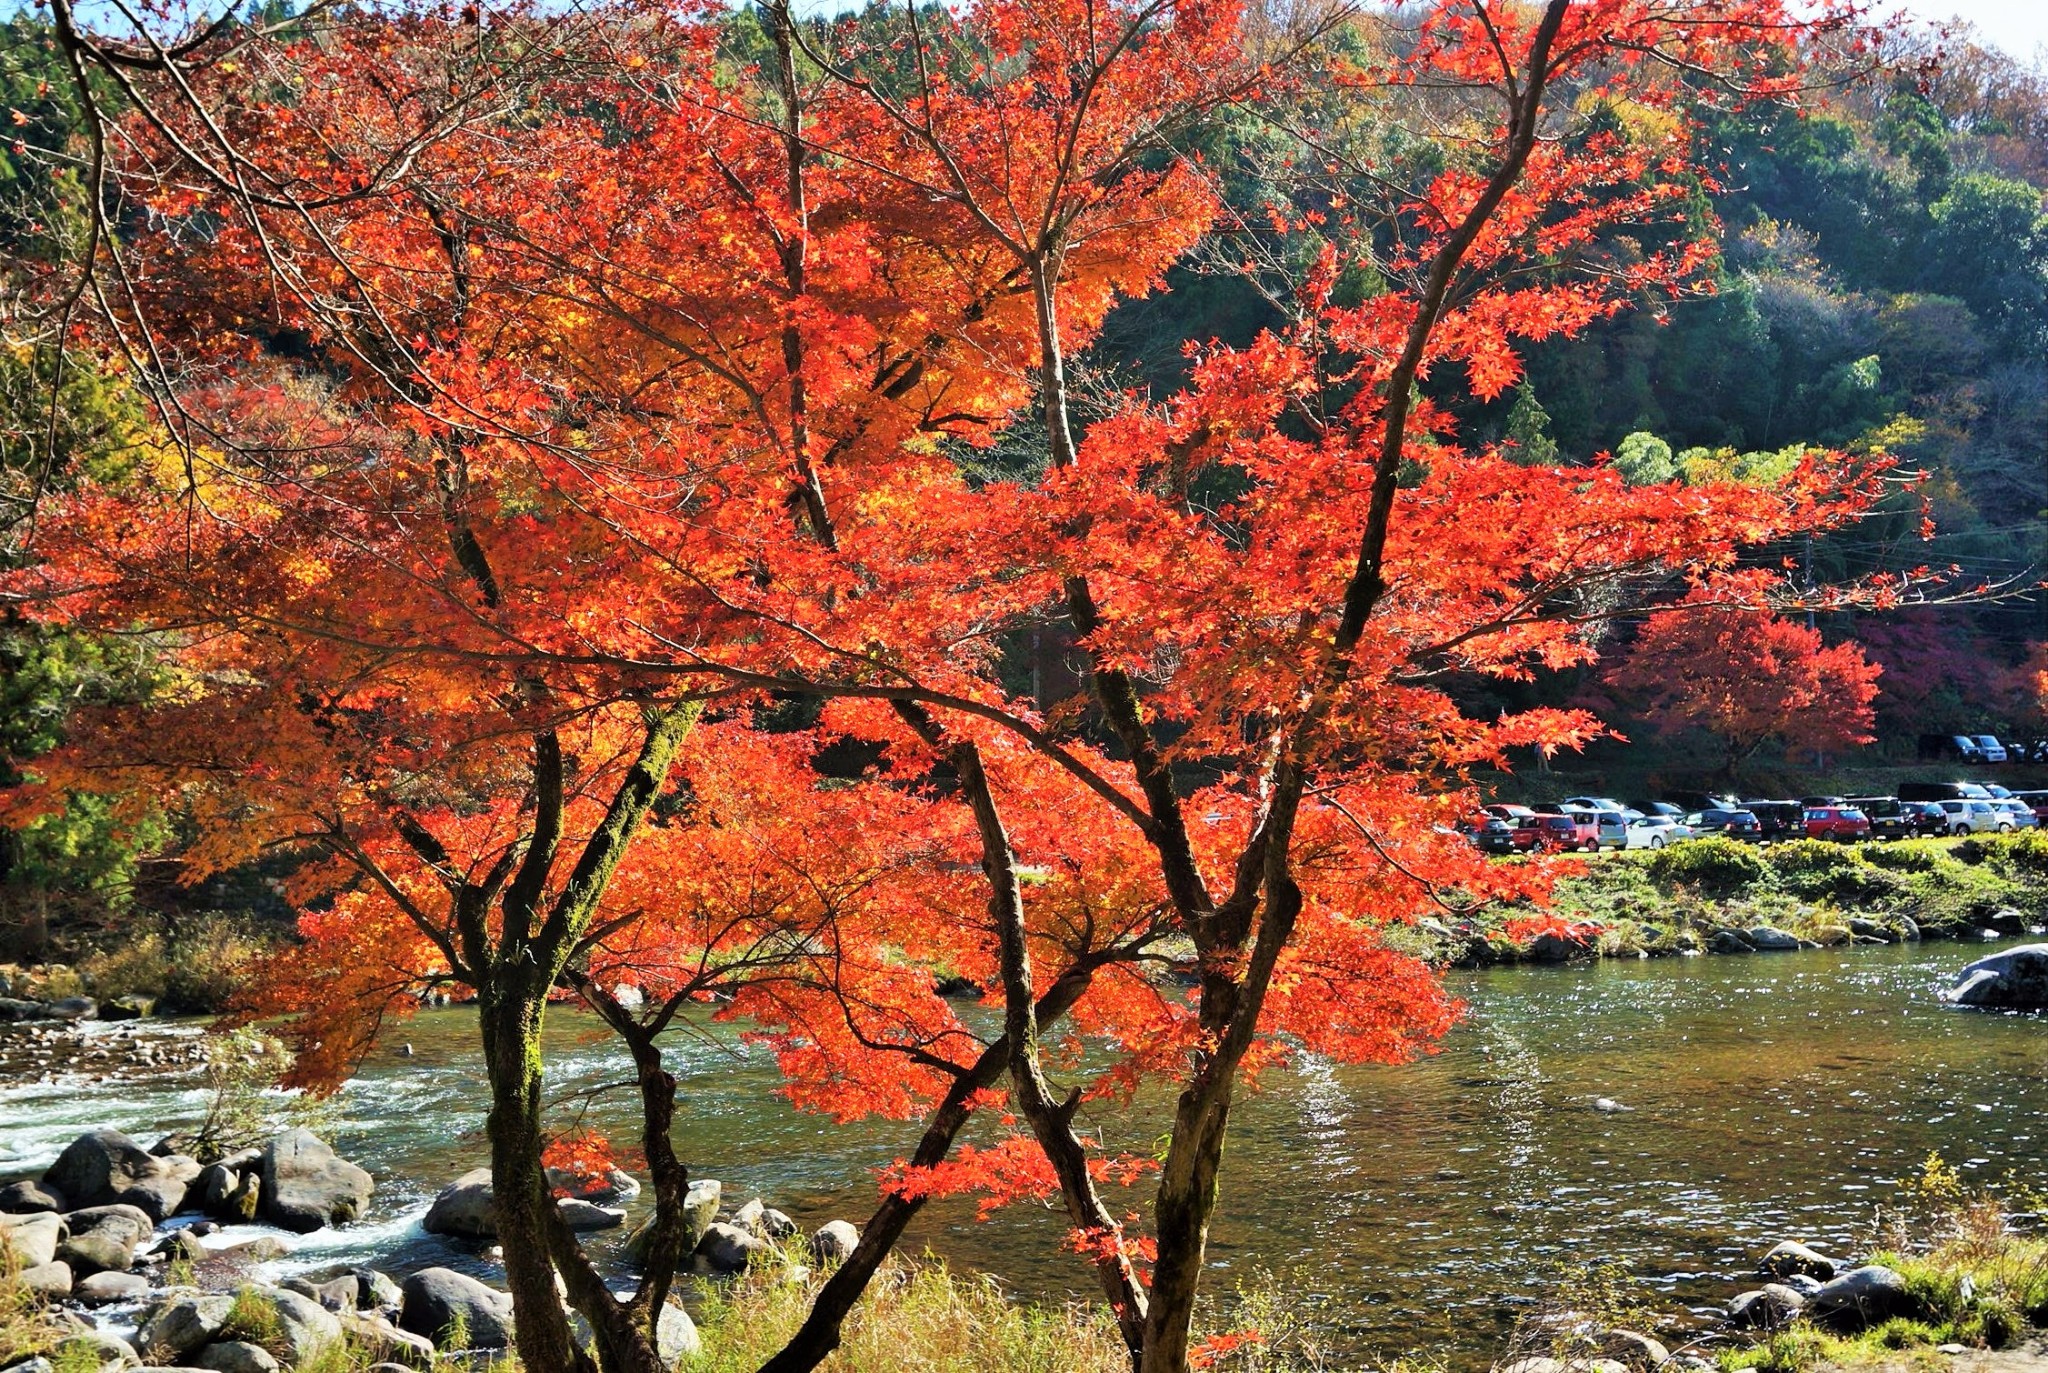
1564,796 -> 1635,817
1798,795 -> 1846,808
1901,800 -> 1950,836
1470,817 -> 1527,854
2011,790 -> 2048,823
1918,734 -> 1986,762
1742,800 -> 1803,842
1847,796 -> 1917,840
1483,803 -> 1537,824
1975,735 -> 2010,763
1628,800 -> 1686,819
1900,781 -> 1995,802
1993,799 -> 2040,830
1529,812 -> 1597,851
1624,815 -> 1692,849
1937,799 -> 2009,835
1588,811 -> 1631,850
1803,804 -> 1872,842
1663,791 -> 1740,813
1687,807 -> 1763,841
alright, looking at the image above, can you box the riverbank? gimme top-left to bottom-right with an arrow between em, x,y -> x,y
1420,834 -> 2048,968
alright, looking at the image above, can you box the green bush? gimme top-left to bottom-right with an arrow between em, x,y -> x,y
1980,831 -> 2048,882
1646,836 -> 1769,892
1859,841 -> 1944,873
1769,839 -> 1861,877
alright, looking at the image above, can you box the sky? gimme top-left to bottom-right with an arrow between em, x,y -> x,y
1891,0 -> 2048,62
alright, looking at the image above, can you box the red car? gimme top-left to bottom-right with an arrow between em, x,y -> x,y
1803,805 -> 1872,842
1530,812 -> 1597,852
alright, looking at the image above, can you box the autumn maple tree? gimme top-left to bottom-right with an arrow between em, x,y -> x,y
1609,580 -> 1883,775
9,1 -> 1917,1372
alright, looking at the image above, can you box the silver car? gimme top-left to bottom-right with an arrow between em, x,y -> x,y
1624,815 -> 1693,849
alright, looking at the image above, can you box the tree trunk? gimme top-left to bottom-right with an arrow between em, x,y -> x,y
478,987 -> 599,1373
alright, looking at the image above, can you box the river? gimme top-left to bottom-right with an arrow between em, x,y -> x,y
3,940 -> 2042,1364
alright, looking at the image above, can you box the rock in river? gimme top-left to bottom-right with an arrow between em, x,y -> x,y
422,1168 -> 497,1239
1943,943 -> 2048,1009
1806,1264 -> 1915,1329
1746,926 -> 1801,951
0,1210 -> 62,1269
43,1128 -> 198,1221
1728,1284 -> 1807,1329
258,1129 -> 374,1232
1760,1240 -> 1841,1280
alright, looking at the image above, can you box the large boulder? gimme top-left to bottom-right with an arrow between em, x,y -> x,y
1943,943 -> 2048,1009
0,1180 -> 67,1214
544,1166 -> 641,1204
1760,1240 -> 1841,1281
557,1198 -> 626,1232
139,1294 -> 237,1359
655,1303 -> 701,1365
335,1311 -> 437,1367
76,1271 -> 153,1305
257,1130 -> 373,1232
695,1221 -> 767,1273
43,1129 -> 197,1221
1806,1264 -> 1915,1329
809,1220 -> 858,1266
1727,1284 -> 1806,1330
1708,930 -> 1754,955
191,1342 -> 280,1373
397,1268 -> 514,1350
199,1166 -> 258,1224
1746,926 -> 1801,951
623,1178 -> 721,1263
420,1169 -> 496,1239
18,1260 -> 74,1298
58,1204 -> 156,1276
0,1210 -> 63,1268
251,1288 -> 343,1365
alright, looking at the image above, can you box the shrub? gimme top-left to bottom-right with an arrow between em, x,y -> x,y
1980,831 -> 2048,882
1768,839 -> 1861,878
1646,836 -> 1769,892
1859,842 -> 1943,873
78,912 -> 274,1013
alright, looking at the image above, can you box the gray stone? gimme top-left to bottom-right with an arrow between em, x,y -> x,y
59,1204 -> 156,1276
198,1167 -> 256,1224
695,1221 -> 767,1272
1760,1240 -> 1841,1280
1594,1330 -> 1669,1370
1943,943 -> 2048,1009
210,1237 -> 286,1265
43,1130 -> 194,1222
255,1288 -> 342,1364
1848,917 -> 1892,942
731,1198 -> 765,1234
139,1294 -> 236,1358
759,1207 -> 798,1239
335,1312 -> 436,1367
1709,930 -> 1754,954
352,1268 -> 403,1312
0,1180 -> 67,1214
544,1166 -> 640,1203
154,1231 -> 207,1264
46,997 -> 98,1021
76,1271 -> 153,1304
1781,1273 -> 1825,1296
17,1260 -> 73,1298
53,1330 -> 136,1371
557,1197 -> 626,1232
397,1267 -> 514,1349
1727,1284 -> 1806,1329
683,1179 -> 721,1241
0,1210 -> 62,1268
1527,931 -> 1592,963
1898,914 -> 1922,942
655,1302 -> 701,1364
1807,1264 -> 1915,1329
420,1169 -> 496,1239
1746,926 -> 1801,951
257,1130 -> 373,1233
2,1357 -> 53,1373
809,1220 -> 858,1265
190,1343 -> 278,1373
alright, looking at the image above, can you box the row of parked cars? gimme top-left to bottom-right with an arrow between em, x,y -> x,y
1466,781 -> 2048,854
1918,733 -> 2048,764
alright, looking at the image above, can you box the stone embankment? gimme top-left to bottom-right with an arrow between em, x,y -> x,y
0,1126 -> 860,1373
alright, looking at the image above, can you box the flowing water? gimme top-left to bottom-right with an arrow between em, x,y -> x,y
4,940 -> 2044,1365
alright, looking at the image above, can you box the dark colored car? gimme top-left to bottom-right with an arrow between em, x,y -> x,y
1470,817 -> 1525,854
1918,733 -> 1986,763
1901,800 -> 1949,836
1663,791 -> 1740,814
1687,807 -> 1763,841
1741,800 -> 1803,843
1847,796 -> 1916,840
1530,812 -> 1597,852
1804,805 -> 1872,842
1628,801 -> 1686,819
